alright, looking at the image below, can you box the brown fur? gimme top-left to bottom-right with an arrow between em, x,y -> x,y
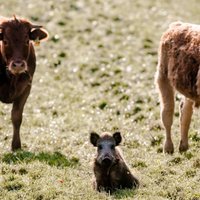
90,132 -> 139,193
0,16 -> 48,150
155,22 -> 200,153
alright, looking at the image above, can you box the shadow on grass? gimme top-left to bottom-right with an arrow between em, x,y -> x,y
113,189 -> 138,199
2,151 -> 79,168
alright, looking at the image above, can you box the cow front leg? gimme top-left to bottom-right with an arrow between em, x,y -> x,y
156,71 -> 175,154
11,87 -> 31,151
11,104 -> 22,150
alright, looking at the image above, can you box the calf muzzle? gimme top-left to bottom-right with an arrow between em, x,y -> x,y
9,60 -> 27,74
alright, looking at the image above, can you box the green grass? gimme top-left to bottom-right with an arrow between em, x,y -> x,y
0,0 -> 200,199
2,151 -> 79,167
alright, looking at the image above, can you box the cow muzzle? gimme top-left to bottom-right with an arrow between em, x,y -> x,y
8,60 -> 28,75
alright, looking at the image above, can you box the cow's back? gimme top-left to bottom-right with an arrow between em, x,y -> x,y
160,22 -> 200,100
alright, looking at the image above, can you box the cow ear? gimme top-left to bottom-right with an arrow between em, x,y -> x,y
30,28 -> 48,41
113,132 -> 122,146
90,132 -> 100,147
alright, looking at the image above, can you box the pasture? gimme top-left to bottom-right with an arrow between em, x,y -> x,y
0,0 -> 200,199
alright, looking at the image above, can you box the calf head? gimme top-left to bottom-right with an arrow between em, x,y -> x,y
0,16 -> 48,75
90,132 -> 122,167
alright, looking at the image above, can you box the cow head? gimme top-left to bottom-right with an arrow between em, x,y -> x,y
0,16 -> 48,75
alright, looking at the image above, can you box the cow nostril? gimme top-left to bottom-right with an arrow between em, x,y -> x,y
12,61 -> 25,68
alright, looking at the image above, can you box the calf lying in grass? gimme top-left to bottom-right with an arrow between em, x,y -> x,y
90,131 -> 139,193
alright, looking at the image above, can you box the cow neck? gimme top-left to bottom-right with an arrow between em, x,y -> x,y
8,73 -> 31,99
10,72 -> 31,83
9,75 -> 19,96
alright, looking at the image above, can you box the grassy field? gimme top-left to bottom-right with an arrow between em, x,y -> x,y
0,0 -> 200,199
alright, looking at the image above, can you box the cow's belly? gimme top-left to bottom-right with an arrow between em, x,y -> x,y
168,53 -> 200,101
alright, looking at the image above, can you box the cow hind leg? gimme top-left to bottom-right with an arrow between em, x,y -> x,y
179,98 -> 193,152
156,72 -> 175,154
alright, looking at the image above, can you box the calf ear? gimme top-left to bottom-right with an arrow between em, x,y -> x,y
90,132 -> 100,147
113,132 -> 122,145
30,28 -> 48,41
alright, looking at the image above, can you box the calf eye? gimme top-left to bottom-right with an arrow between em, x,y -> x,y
3,40 -> 8,46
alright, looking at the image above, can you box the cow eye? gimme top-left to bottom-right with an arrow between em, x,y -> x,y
3,40 -> 8,46
111,145 -> 115,150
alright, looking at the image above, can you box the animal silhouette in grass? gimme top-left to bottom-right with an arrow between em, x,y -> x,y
90,131 -> 139,193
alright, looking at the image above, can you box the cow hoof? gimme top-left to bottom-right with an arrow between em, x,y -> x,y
179,141 -> 188,152
164,141 -> 174,154
12,146 -> 21,151
12,143 -> 21,151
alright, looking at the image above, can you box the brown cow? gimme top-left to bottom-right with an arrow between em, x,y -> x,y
0,16 -> 48,151
90,132 -> 139,193
155,22 -> 200,153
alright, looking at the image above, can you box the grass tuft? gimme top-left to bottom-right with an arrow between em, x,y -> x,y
2,151 -> 79,168
113,189 -> 137,199
4,182 -> 23,191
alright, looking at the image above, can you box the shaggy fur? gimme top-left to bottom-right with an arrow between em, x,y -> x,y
155,22 -> 200,153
